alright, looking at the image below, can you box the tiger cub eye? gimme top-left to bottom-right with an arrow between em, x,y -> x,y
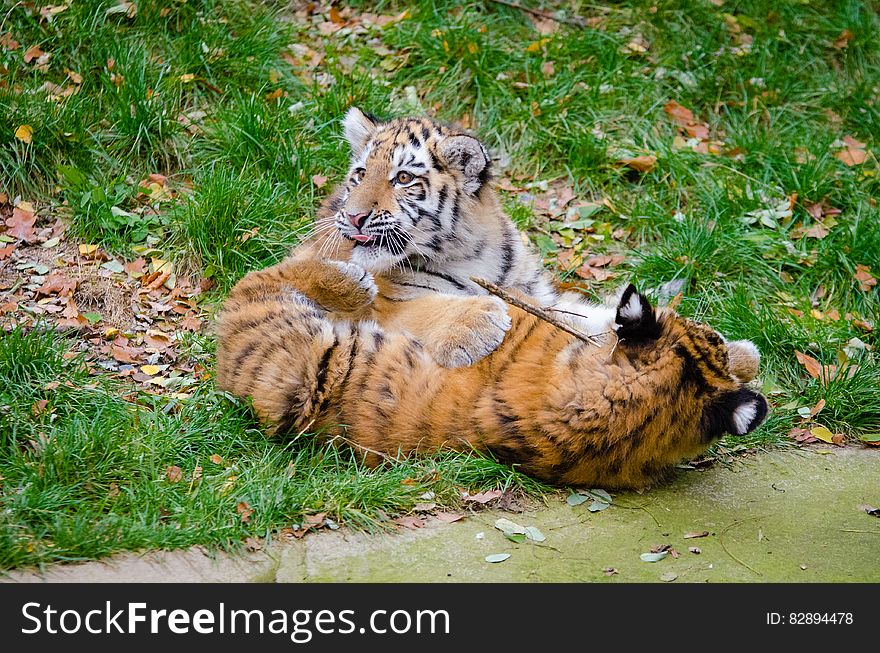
395,171 -> 413,185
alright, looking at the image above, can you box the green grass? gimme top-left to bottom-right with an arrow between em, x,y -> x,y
1,0 -> 878,569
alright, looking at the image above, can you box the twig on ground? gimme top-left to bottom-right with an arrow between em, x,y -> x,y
718,518 -> 764,577
470,277 -> 608,346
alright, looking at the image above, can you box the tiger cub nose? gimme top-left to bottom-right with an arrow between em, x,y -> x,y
346,211 -> 370,229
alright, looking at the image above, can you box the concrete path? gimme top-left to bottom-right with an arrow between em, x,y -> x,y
6,448 -> 879,583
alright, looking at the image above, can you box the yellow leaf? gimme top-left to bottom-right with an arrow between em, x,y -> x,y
141,365 -> 162,375
810,425 -> 834,443
526,38 -> 550,53
79,244 -> 99,255
179,73 -> 195,83
150,257 -> 173,274
14,124 -> 33,144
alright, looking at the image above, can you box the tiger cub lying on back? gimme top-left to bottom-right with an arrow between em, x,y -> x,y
217,256 -> 767,489
216,109 -> 768,488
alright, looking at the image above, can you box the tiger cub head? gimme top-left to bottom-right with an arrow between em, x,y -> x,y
331,107 -> 492,272
614,284 -> 769,442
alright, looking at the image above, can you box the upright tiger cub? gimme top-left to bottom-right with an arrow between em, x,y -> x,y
216,255 -> 768,489
301,109 -> 618,367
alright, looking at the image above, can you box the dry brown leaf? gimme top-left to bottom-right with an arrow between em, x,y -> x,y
854,264 -> 876,292
617,155 -> 656,173
684,530 -> 709,539
462,489 -> 502,504
236,501 -> 254,523
36,273 -> 77,297
5,205 -> 37,241
435,512 -> 465,523
835,147 -> 867,166
23,44 -> 45,63
794,351 -> 823,380
394,515 -> 426,529
245,536 -> 263,551
311,174 -> 328,188
664,100 -> 695,126
833,29 -> 854,49
165,465 -> 183,483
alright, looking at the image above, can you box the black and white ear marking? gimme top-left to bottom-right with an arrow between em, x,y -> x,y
438,134 -> 490,194
615,284 -> 660,341
343,107 -> 379,158
703,387 -> 769,441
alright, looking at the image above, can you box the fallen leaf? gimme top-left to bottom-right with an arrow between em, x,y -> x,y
494,518 -> 526,534
566,492 -> 589,506
485,553 -> 511,563
311,174 -> 328,188
394,515 -> 426,529
664,100 -> 695,126
640,551 -> 669,563
588,501 -> 610,512
5,205 -> 37,241
617,155 -> 656,173
165,465 -> 183,483
794,351 -> 823,380
245,537 -> 263,551
684,530 -> 710,539
809,425 -> 835,443
236,501 -> 254,523
0,244 -> 16,259
14,124 -> 33,144
36,273 -> 77,297
31,399 -> 49,416
833,29 -> 854,49
435,512 -> 465,523
524,526 -> 546,542
660,571 -> 678,582
23,44 -> 45,63
854,265 -> 876,292
209,454 -> 222,465
462,489 -> 502,504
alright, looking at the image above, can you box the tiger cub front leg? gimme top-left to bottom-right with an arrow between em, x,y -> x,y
275,257 -> 378,318
378,293 -> 512,368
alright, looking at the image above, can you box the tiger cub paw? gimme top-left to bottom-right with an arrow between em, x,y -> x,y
329,261 -> 378,305
429,297 -> 512,368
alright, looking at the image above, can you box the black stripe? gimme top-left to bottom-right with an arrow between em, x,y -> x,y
417,270 -> 470,292
313,337 -> 339,398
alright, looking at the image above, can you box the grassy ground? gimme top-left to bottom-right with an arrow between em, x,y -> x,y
1,0 -> 878,570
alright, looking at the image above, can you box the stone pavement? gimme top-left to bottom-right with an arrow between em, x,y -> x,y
6,448 -> 879,583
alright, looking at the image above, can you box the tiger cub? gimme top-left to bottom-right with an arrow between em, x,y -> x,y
301,108 -> 618,368
216,257 -> 768,489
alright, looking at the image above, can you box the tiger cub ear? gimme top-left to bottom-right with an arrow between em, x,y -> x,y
704,387 -> 769,440
438,134 -> 490,194
343,107 -> 379,158
615,284 -> 661,341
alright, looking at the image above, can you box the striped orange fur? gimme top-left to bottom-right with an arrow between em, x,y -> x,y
217,255 -> 768,489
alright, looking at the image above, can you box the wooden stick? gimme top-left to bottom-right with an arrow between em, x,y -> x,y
470,277 -> 606,346
488,0 -> 592,29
